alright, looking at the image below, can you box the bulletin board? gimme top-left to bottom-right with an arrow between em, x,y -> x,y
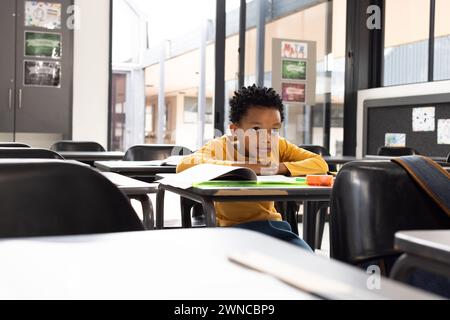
363,93 -> 450,157
272,38 -> 317,106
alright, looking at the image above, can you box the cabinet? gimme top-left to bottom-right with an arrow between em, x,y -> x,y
0,0 -> 73,145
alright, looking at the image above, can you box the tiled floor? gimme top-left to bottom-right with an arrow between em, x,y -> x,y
132,193 -> 331,257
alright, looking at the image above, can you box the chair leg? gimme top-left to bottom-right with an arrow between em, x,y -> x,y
275,201 -> 287,220
155,188 -> 165,229
192,204 -> 204,218
303,201 -> 319,250
180,197 -> 195,228
133,194 -> 154,230
315,204 -> 329,249
192,204 -> 206,226
286,202 -> 299,235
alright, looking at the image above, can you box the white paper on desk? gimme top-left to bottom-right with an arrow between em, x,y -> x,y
158,164 -> 257,189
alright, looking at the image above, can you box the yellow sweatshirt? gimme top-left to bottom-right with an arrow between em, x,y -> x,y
177,136 -> 329,227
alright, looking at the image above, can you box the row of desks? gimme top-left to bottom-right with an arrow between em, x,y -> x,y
0,155 -> 447,299
92,154 -> 448,250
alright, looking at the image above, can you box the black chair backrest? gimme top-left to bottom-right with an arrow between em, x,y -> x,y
300,144 -> 335,171
377,146 -> 419,156
0,148 -> 64,160
299,145 -> 331,156
0,143 -> 31,148
447,152 -> 450,163
123,145 -> 192,161
330,161 -> 450,266
51,141 -> 105,152
0,160 -> 144,238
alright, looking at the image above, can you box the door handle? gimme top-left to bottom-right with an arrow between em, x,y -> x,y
8,89 -> 12,110
18,89 -> 22,109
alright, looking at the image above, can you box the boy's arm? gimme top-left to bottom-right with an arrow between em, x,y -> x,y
176,140 -> 235,173
279,139 -> 329,176
177,138 -> 282,175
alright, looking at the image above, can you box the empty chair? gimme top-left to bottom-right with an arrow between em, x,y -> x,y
0,143 -> 31,148
50,141 -> 106,152
123,145 -> 192,161
330,161 -> 450,270
0,160 -> 144,238
0,148 -> 64,160
377,146 -> 419,156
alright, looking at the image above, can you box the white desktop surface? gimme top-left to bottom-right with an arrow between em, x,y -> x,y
0,228 -> 438,300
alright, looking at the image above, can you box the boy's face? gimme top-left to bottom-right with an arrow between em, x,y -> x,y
230,106 -> 282,160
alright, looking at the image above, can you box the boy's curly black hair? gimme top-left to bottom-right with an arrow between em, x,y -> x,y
229,84 -> 285,124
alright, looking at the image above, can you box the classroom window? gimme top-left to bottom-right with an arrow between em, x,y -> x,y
383,0 -> 431,86
232,0 -> 346,156
110,73 -> 127,151
433,0 -> 450,81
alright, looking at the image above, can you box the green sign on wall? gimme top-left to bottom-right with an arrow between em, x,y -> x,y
25,31 -> 61,59
281,60 -> 307,81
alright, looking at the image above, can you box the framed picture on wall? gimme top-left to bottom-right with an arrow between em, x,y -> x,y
437,119 -> 450,145
24,60 -> 61,88
25,31 -> 61,59
282,60 -> 307,81
281,41 -> 308,59
25,1 -> 62,29
412,106 -> 435,132
385,133 -> 406,147
281,83 -> 306,104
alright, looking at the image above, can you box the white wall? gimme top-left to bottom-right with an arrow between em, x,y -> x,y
72,0 -> 110,149
357,80 -> 450,157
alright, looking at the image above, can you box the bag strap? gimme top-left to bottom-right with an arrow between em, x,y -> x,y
392,156 -> 450,217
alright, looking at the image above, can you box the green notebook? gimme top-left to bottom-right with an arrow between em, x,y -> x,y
193,177 -> 307,189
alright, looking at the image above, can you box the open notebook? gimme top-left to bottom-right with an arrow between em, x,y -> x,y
158,164 -> 308,189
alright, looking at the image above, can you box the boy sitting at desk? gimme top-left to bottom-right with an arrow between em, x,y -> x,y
177,85 -> 328,251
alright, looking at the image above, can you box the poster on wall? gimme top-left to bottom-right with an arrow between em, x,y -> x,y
25,1 -> 62,29
412,107 -> 435,132
385,133 -> 406,147
24,60 -> 61,88
281,41 -> 308,59
282,60 -> 307,81
25,31 -> 61,59
282,83 -> 306,104
437,119 -> 450,145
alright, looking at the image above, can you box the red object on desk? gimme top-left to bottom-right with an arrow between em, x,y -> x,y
306,175 -> 334,187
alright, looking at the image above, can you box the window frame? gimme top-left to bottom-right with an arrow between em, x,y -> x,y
381,0 -> 438,86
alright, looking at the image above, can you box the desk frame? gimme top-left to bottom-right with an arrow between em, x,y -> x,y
156,183 -> 331,250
